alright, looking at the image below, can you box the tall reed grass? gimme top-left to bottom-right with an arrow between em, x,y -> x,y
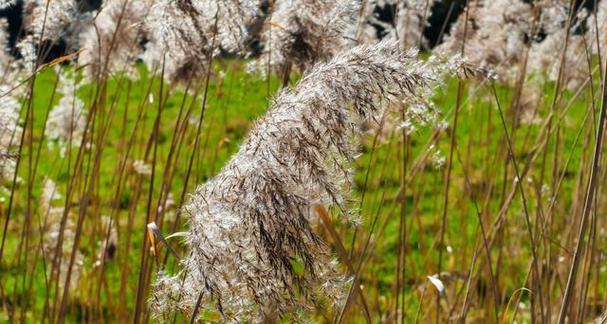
0,0 -> 607,322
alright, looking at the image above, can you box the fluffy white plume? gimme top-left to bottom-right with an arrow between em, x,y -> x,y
0,19 -> 21,184
527,1 -> 589,90
143,0 -> 261,83
79,0 -> 151,78
0,0 -> 16,9
438,0 -> 593,89
45,72 -> 87,156
250,0 -> 359,81
40,177 -> 84,293
0,19 -> 13,76
361,0 -> 435,49
438,0 -> 532,81
590,0 -> 607,57
394,0 -> 436,49
151,40 -> 474,321
22,0 -> 80,41
0,88 -> 21,182
18,0 -> 90,68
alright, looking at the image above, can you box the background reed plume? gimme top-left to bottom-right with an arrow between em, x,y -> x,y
439,0 -> 594,88
40,177 -> 84,293
44,71 -> 87,157
438,0 -> 532,81
78,0 -> 151,79
360,0 -> 436,49
0,18 -> 21,187
0,0 -> 15,10
251,0 -> 359,83
143,0 -> 261,82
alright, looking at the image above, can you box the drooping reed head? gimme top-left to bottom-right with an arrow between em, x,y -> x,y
150,40 -> 473,322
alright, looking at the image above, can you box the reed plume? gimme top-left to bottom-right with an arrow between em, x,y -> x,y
395,0 -> 436,49
439,0 -> 593,89
438,0 -> 532,81
45,71 -> 87,156
361,0 -> 435,49
250,0 -> 359,82
94,215 -> 118,267
591,0 -> 607,56
17,0 -> 89,69
150,40 -> 472,322
40,177 -> 84,292
0,18 -> 13,74
526,1 -> 589,90
78,0 -> 151,78
22,0 -> 82,42
0,90 -> 21,183
0,0 -> 15,9
143,0 -> 261,82
0,19 -> 22,185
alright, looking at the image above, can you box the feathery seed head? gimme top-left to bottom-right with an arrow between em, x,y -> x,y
143,0 -> 261,83
151,40 -> 470,321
